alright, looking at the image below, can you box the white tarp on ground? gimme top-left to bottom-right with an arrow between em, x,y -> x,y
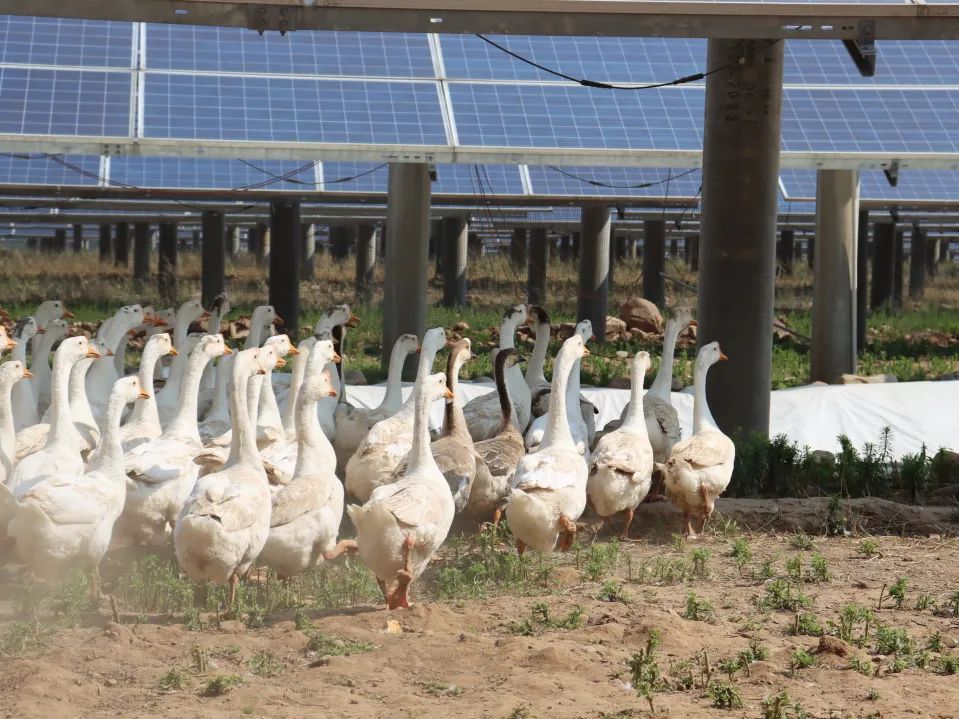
341,379 -> 958,458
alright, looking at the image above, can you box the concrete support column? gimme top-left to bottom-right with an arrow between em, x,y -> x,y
71,224 -> 83,252
355,224 -> 377,302
114,222 -> 129,267
382,163 -> 430,375
687,234 -> 700,271
527,227 -> 548,307
870,221 -> 895,310
909,224 -> 926,300
227,225 -> 240,258
642,219 -> 666,307
777,229 -> 795,275
52,229 -> 66,252
441,216 -> 468,307
301,223 -> 316,280
893,230 -> 904,306
927,238 -> 940,277
807,237 -> 815,269
856,209 -> 869,354
330,226 -> 351,261
811,169 -> 859,384
133,222 -> 151,281
558,234 -> 572,262
269,200 -> 302,338
510,227 -> 527,268
98,224 -> 112,261
158,221 -> 178,306
577,204 -> 612,343
201,211 -> 226,310
698,38 -> 784,436
255,221 -> 271,264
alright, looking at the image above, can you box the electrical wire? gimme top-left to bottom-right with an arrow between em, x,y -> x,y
545,164 -> 699,191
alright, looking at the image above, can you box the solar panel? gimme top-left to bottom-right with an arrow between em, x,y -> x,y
318,162 -> 388,192
0,153 -> 100,185
0,16 -> 132,68
0,68 -> 131,136
781,168 -> 959,202
109,157 -> 315,190
528,166 -> 701,197
319,162 -> 525,195
145,25 -> 434,78
786,40 -> 959,85
142,74 -> 448,145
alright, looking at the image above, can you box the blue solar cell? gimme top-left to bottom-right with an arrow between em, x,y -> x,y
109,157 -> 314,190
528,166 -> 701,197
781,168 -> 959,202
785,40 -> 959,85
145,25 -> 434,77
433,164 -> 525,195
0,153 -> 100,185
450,84 -> 704,150
319,162 -> 388,192
0,68 -> 131,136
143,74 -> 447,145
0,17 -> 133,68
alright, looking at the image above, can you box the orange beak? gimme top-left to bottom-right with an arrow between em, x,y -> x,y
36,328 -> 46,335
22,369 -> 33,379
327,389 -> 338,398
332,352 -> 342,364
168,347 -> 179,356
689,319 -> 699,327
6,340 -> 15,351
257,368 -> 267,375
275,357 -> 287,369
273,316 -> 284,326
62,310 -> 76,319
138,391 -> 151,400
86,347 -> 101,359
222,346 -> 233,356
582,347 -> 591,357
443,388 -> 454,400
201,310 -> 211,319
414,345 -> 422,354
719,352 -> 729,361
346,314 -> 360,328
106,349 -> 115,357
288,345 -> 300,355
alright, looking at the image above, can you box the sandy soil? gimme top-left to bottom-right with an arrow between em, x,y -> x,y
2,499 -> 958,719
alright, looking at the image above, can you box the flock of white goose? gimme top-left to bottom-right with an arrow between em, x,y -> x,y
0,297 -> 734,611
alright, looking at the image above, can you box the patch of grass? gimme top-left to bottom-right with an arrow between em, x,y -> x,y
884,577 -> 908,609
873,625 -> 916,657
596,580 -> 629,603
729,538 -> 752,575
747,639 -> 770,662
761,690 -> 809,719
785,555 -> 803,583
114,554 -> 196,615
690,548 -> 711,579
158,667 -> 187,691
809,554 -> 829,582
628,630 -> 663,713
791,611 -> 823,637
190,645 -> 210,673
790,648 -> 816,675
935,655 -> 959,675
857,538 -> 880,558
788,532 -> 814,551
682,592 -> 716,622
421,680 -> 462,697
849,655 -> 876,677
0,621 -> 53,657
707,681 -> 743,709
248,650 -> 284,677
201,674 -> 243,697
866,688 -> 881,701
506,705 -> 534,719
829,604 -> 875,646
49,571 -> 93,623
760,579 -> 811,613
580,540 -> 623,582
915,593 -> 935,612
927,631 -> 944,652
304,632 -> 374,657
754,556 -> 777,580
507,602 -> 583,636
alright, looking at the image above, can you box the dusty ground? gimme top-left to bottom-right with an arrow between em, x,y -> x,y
1,499 -> 958,719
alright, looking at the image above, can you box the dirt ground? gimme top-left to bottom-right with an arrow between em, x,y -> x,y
1,498 -> 958,719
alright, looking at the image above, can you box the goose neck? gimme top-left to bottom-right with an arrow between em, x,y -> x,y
47,349 -> 76,446
0,378 -> 16,459
540,349 -> 577,449
165,350 -> 210,441
649,319 -> 682,398
129,343 -> 163,426
498,319 -> 518,350
29,331 -> 56,373
68,358 -> 97,427
225,366 -> 261,469
377,341 -> 409,415
406,388 -> 440,477
281,345 -> 310,436
294,387 -> 334,475
525,323 -> 550,388
90,386 -> 128,473
494,360 -> 514,434
442,355 -> 469,438
622,360 -> 650,434
692,360 -> 718,433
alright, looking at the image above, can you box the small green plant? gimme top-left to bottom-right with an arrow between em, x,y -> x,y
858,538 -> 880,558
829,603 -> 875,646
421,680 -> 462,697
201,674 -> 243,697
304,632 -> 374,657
691,548 -> 711,579
936,655 -> 959,675
582,540 -> 622,582
788,532 -> 814,551
809,554 -> 829,582
293,608 -> 312,632
873,625 -> 915,656
597,580 -> 628,603
507,602 -> 583,635
184,608 -> 204,632
628,630 -> 663,713
191,644 -> 209,673
792,611 -> 823,637
729,538 -> 752,575
826,495 -> 847,536
790,648 -> 816,675
682,592 -> 716,622
158,667 -> 187,691
717,657 -> 740,681
248,650 -> 284,677
927,631 -> 944,652
754,556 -> 776,580
946,590 -> 959,617
866,688 -> 881,701
761,690 -> 809,719
885,577 -> 908,609
707,681 -> 744,709
915,593 -> 934,611
761,579 -> 811,612
785,555 -> 803,582
0,621 -> 53,657
849,655 -> 875,676
506,704 -> 533,719
748,639 -> 770,661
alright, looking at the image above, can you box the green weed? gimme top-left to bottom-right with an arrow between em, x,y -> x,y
201,675 -> 243,697
305,632 -> 374,657
707,681 -> 743,709
248,650 -> 284,677
682,592 -> 716,622
158,667 -> 187,691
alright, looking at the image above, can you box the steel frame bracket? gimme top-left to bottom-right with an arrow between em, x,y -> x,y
247,5 -> 297,35
842,20 -> 877,77
883,159 -> 900,187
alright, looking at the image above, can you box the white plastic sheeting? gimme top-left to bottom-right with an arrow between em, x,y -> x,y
342,379 -> 958,458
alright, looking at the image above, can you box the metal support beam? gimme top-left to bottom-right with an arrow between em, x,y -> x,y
201,210 -> 226,309
133,221 -> 150,281
441,216 -> 468,308
98,223 -> 111,262
269,200 -> 302,338
893,229 -> 904,306
53,228 -> 66,252
71,223 -> 83,252
698,38 -> 784,436
355,223 -> 377,303
510,227 -> 527,268
527,227 -> 549,307
811,169 -> 859,384
856,208 -> 869,354
158,221 -> 178,306
301,223 -> 316,280
642,219 -> 666,307
578,204 -> 612,343
114,221 -> 129,267
909,224 -> 926,299
382,163 -> 430,376
870,221 -> 895,310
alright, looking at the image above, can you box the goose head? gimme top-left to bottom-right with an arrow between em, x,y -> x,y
115,375 -> 151,405
574,319 -> 593,344
154,307 -> 176,328
314,304 -> 359,340
194,333 -> 231,361
57,336 -> 100,365
250,305 -> 279,339
495,347 -> 520,375
255,344 -> 279,376
397,333 -> 420,357
12,317 -> 39,343
445,338 -> 473,393
526,305 -> 550,333
35,299 -> 73,328
43,319 -> 70,347
264,334 -> 298,361
669,306 -> 697,335
560,333 -> 590,364
424,372 -> 454,405
175,299 -> 205,328
301,339 -> 340,401
0,360 -> 30,389
696,341 -> 728,370
501,304 -> 528,332
79,338 -> 112,370
210,292 -> 231,320
145,332 -> 176,358
633,350 -> 652,379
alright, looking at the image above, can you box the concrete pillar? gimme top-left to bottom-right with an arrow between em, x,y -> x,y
133,222 -> 150,281
527,227 -> 548,306
927,238 -> 940,277
227,225 -> 240,258
909,224 -> 926,300
669,237 -> 679,258
52,228 -> 66,252
255,221 -> 270,264
893,230 -> 904,306
811,169 -> 859,384
71,224 -> 83,252
870,221 -> 896,310
330,226 -> 351,261
510,227 -> 527,268
467,231 -> 482,258
807,236 -> 815,269
777,229 -> 795,275
355,223 -> 377,302
687,234 -> 700,271
158,221 -> 178,306
441,216 -> 468,307
201,211 -> 225,310
301,223 -> 316,280
856,209 -> 869,354
577,204 -> 612,343
382,163 -> 430,375
98,223 -> 111,262
269,200 -> 302,338
558,234 -> 572,262
698,38 -> 784,436
643,219 -> 666,307
114,222 -> 129,267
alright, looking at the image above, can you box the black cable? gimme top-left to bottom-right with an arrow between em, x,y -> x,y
546,164 -> 698,191
238,159 -> 388,188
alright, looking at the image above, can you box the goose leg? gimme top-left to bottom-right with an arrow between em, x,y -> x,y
225,573 -> 239,617
386,535 -> 414,610
683,511 -> 697,540
377,578 -> 389,604
322,539 -> 358,561
492,507 -> 503,527
619,508 -> 635,541
515,539 -> 526,556
558,515 -> 577,552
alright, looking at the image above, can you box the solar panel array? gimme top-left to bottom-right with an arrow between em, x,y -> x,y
0,16 -> 958,201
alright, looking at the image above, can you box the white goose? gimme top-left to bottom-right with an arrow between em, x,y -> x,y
174,346 -> 275,611
347,372 -> 454,609
524,320 -> 592,459
312,304 -> 359,441
586,351 -> 654,539
200,293 -> 231,397
10,318 -> 41,431
463,304 -> 532,441
0,361 -> 31,485
280,336 -> 316,442
659,341 -> 735,539
332,332 -> 419,471
4,376 -> 148,591
504,334 -> 590,554
259,340 -> 356,578
344,327 -> 446,503
525,305 -> 553,417
120,333 -> 178,453
87,304 -> 143,419
30,300 -> 72,362
118,334 -> 230,547
29,318 -> 69,419
155,300 -> 206,425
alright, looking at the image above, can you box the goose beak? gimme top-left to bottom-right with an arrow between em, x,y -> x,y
168,347 -> 178,356
275,357 -> 287,368
332,352 -> 342,364
257,368 -> 267,375
288,345 -> 300,355
346,314 -> 360,328
86,347 -> 101,359
443,388 -> 455,400
590,334 -> 596,342
138,391 -> 151,400
719,352 -> 729,361
327,389 -> 338,398
222,346 -> 233,356
36,328 -> 45,335
689,319 -> 699,327
22,369 -> 33,379
6,340 -> 15,351
62,310 -> 76,319
106,349 -> 115,357
582,347 -> 591,357
273,316 -> 284,326
414,345 -> 422,354
201,310 -> 211,319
